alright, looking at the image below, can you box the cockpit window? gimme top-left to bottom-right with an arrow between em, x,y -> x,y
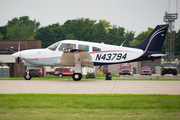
47,42 -> 60,51
59,43 -> 76,51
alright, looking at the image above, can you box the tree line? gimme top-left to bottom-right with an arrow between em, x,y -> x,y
0,16 -> 179,54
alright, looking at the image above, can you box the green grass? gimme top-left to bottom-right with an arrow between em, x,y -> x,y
0,94 -> 180,120
0,74 -> 180,81
95,74 -> 120,77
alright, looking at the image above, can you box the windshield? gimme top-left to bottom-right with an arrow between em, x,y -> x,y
164,63 -> 177,67
47,41 -> 61,51
142,67 -> 150,70
122,67 -> 130,69
59,43 -> 76,51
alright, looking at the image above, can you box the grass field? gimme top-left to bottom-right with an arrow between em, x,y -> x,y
0,74 -> 180,81
0,76 -> 180,119
0,94 -> 180,120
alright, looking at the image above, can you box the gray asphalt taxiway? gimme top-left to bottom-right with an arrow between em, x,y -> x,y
0,80 -> 180,94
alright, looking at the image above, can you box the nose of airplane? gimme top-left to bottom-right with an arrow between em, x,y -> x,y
11,52 -> 21,58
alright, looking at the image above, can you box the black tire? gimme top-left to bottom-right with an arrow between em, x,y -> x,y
58,73 -> 63,77
161,72 -> 164,75
173,71 -> 177,76
72,73 -> 82,81
23,72 -> 31,80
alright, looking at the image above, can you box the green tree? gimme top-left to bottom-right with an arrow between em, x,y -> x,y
106,25 -> 125,45
124,30 -> 135,46
65,34 -> 75,39
63,18 -> 96,41
99,19 -> 112,32
34,27 -> 55,48
0,33 -> 4,40
135,27 -> 153,43
92,22 -> 106,43
27,36 -> 35,40
47,23 -> 65,42
6,24 -> 36,40
0,26 -> 7,40
35,23 -> 65,48
129,27 -> 154,47
130,39 -> 141,46
7,16 -> 40,30
174,30 -> 180,55
6,16 -> 40,40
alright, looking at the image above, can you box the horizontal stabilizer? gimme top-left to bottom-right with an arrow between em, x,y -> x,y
149,54 -> 167,57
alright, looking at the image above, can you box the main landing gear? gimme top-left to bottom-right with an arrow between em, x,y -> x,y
72,53 -> 83,81
72,73 -> 82,81
23,69 -> 31,80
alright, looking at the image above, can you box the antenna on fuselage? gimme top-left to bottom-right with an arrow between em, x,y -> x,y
120,39 -> 127,47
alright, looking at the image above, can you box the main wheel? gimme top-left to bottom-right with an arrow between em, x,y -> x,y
23,72 -> 31,80
72,73 -> 82,81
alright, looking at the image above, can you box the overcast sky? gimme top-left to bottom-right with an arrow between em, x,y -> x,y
1,0 -> 180,36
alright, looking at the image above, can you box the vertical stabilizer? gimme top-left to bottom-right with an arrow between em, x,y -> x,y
133,24 -> 169,53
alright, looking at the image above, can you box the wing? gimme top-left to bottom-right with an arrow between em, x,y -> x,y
56,49 -> 93,68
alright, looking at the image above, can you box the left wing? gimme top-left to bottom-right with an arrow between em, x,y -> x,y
56,49 -> 93,68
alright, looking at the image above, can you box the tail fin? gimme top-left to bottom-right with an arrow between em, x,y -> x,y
132,24 -> 169,52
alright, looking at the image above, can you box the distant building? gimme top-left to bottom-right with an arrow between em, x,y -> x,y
0,40 -> 41,77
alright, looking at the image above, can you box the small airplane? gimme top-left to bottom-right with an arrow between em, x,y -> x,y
12,24 -> 169,81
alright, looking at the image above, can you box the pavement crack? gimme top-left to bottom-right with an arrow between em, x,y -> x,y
110,81 -> 117,94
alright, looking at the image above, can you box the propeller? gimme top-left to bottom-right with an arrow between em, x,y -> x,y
17,42 -> 21,71
17,57 -> 20,71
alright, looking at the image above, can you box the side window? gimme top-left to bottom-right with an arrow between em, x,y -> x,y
92,47 -> 101,51
65,68 -> 69,71
59,43 -> 76,51
78,45 -> 89,52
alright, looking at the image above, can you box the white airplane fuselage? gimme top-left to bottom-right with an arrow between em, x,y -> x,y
11,24 -> 169,81
12,40 -> 143,69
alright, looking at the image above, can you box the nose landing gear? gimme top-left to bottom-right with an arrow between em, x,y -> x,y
23,69 -> 31,80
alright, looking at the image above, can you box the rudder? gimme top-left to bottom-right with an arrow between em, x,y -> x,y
133,24 -> 169,52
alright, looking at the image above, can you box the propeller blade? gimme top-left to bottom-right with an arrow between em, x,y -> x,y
17,57 -> 20,71
17,57 -> 20,64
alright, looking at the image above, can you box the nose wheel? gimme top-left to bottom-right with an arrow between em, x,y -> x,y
23,69 -> 31,80
72,73 -> 82,81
